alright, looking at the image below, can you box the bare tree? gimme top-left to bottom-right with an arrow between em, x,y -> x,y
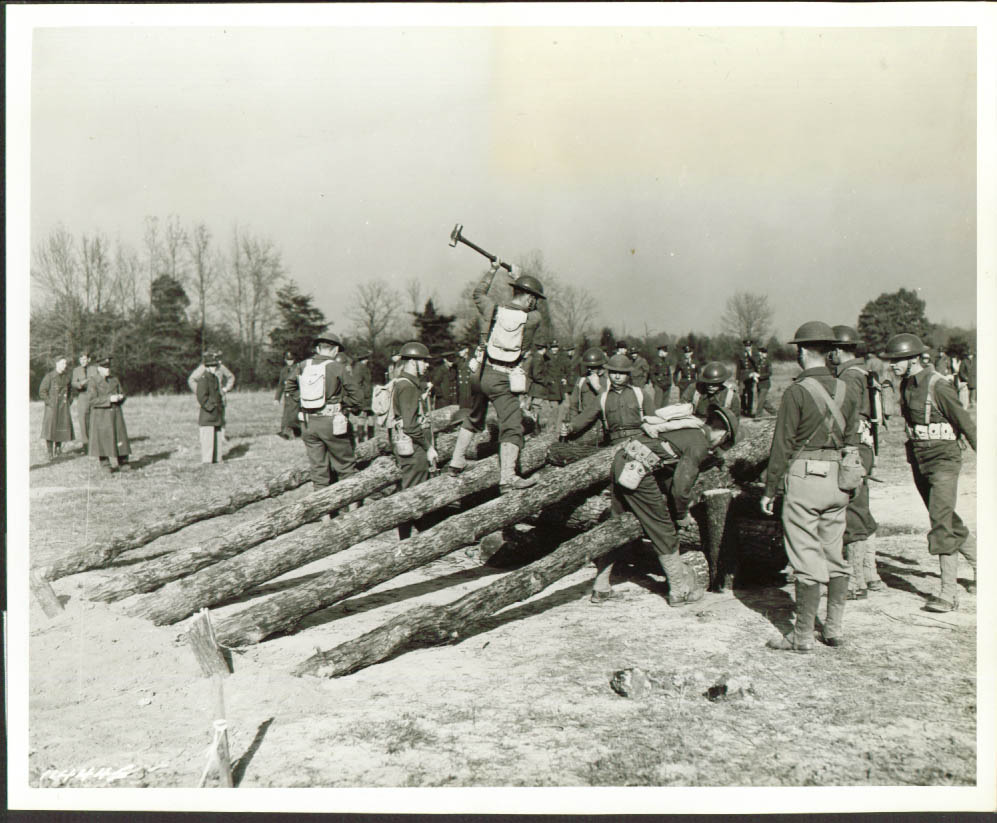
163,214 -> 188,286
112,239 -> 143,316
31,224 -> 79,307
403,277 -> 423,315
143,216 -> 164,302
720,291 -> 773,342
348,279 -> 401,353
185,221 -> 214,346
80,231 -> 113,312
548,280 -> 599,344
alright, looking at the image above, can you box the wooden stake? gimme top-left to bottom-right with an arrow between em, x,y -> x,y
187,608 -> 233,788
699,488 -> 735,590
30,569 -> 64,618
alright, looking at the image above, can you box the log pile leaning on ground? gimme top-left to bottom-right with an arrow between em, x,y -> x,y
40,404 -> 460,581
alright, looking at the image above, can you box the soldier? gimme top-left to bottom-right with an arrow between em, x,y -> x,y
680,361 -> 741,419
352,352 -> 375,441
87,355 -> 131,473
878,333 -> 977,610
548,340 -> 571,406
628,343 -> 652,396
753,347 -> 777,417
736,339 -> 759,417
564,343 -> 580,380
561,354 -> 735,605
568,348 -> 610,422
446,258 -> 546,493
650,343 -> 673,409
386,340 -> 404,381
274,351 -> 301,440
196,353 -> 226,463
933,348 -> 951,378
189,351 -> 235,447
527,339 -> 557,433
286,334 -> 364,507
390,342 -> 440,540
429,354 -> 458,408
673,345 -> 699,396
39,355 -> 75,459
830,326 -> 882,599
71,351 -> 99,452
761,322 -> 860,651
947,349 -> 969,408
959,351 -> 976,408
455,345 -> 474,409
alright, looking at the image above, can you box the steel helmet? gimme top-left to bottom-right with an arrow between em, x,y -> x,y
314,333 -> 343,348
399,341 -> 431,359
605,354 -> 633,373
511,274 -> 546,300
788,321 -> 838,345
582,347 -> 608,367
699,361 -> 730,385
879,333 -> 929,360
832,325 -> 864,347
706,402 -> 739,448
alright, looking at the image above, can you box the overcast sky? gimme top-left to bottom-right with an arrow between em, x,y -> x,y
29,22 -> 978,340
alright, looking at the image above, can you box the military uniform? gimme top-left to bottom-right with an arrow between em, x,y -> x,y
189,360 -> 235,446
71,362 -> 100,447
630,352 -> 651,394
754,355 -> 776,416
455,354 -> 474,408
650,353 -> 673,409
565,382 -> 704,606
275,362 -> 302,438
527,350 -> 559,432
673,357 -> 699,395
88,371 -> 131,470
958,355 -> 976,407
39,368 -> 75,455
392,371 -> 433,540
196,368 -> 225,463
680,382 -> 740,419
352,358 -> 374,440
287,354 -> 363,488
736,348 -> 759,416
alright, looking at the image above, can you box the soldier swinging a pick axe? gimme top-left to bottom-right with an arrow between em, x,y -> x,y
446,224 -> 546,493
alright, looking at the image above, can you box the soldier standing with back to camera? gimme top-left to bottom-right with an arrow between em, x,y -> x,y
761,322 -> 861,651
446,258 -> 545,493
878,333 -> 977,610
830,325 -> 883,599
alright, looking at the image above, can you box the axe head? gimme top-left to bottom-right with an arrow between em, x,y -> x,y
449,223 -> 463,248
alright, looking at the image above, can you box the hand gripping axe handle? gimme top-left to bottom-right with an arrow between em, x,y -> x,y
448,224 -> 512,271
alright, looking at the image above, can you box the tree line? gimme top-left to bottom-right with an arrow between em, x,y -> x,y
29,217 -> 975,397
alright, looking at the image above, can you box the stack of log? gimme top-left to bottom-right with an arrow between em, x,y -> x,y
34,407 -> 784,679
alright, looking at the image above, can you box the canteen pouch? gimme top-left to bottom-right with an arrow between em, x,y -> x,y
622,438 -> 660,469
617,459 -> 647,490
394,429 -> 415,457
509,367 -> 527,394
804,460 -> 829,478
838,446 -> 865,492
332,412 -> 349,436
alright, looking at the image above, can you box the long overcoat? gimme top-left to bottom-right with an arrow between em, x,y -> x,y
87,374 -> 131,458
39,369 -> 75,442
196,370 -> 226,427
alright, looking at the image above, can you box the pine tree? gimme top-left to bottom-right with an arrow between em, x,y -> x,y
411,299 -> 457,355
149,274 -> 197,391
269,281 -> 328,363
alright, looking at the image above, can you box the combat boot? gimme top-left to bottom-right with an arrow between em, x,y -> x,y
446,427 -> 476,477
821,575 -> 849,647
960,542 -> 977,595
659,552 -> 704,608
767,580 -> 820,652
845,540 -> 869,599
925,553 -> 959,612
498,442 -> 537,494
864,544 -> 886,591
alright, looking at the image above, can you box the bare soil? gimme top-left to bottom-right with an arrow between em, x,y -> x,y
25,379 -> 978,788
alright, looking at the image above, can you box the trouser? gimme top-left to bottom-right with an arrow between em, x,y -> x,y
781,459 -> 850,586
653,384 -> 672,409
741,381 -> 756,416
844,444 -> 878,544
456,364 -> 525,448
77,399 -> 91,445
281,399 -> 301,436
907,442 -> 972,559
755,382 -> 775,415
302,414 -> 357,487
199,425 -> 223,463
957,384 -> 969,408
396,443 -> 430,540
527,397 -> 558,433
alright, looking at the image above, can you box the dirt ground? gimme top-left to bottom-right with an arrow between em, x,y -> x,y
22,381 -> 981,792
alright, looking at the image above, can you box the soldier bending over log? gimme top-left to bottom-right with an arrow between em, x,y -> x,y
561,354 -> 737,606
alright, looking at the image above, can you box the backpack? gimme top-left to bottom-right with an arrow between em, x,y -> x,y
371,380 -> 398,428
298,359 -> 328,410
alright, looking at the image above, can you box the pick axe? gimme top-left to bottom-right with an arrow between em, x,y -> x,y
449,224 -> 512,271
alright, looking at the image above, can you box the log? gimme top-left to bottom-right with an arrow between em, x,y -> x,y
293,513 -> 704,678
41,404 -> 461,581
214,445 -> 619,646
124,433 -> 555,625
86,420 -> 486,604
30,570 -> 64,618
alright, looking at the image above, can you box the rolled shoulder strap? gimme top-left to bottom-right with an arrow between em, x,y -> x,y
799,377 -> 847,447
925,371 -> 942,425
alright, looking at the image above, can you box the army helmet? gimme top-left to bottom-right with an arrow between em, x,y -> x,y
582,347 -> 608,367
706,402 -> 739,448
399,341 -> 431,360
511,274 -> 546,300
699,361 -> 730,385
879,333 -> 929,361
788,321 -> 838,345
605,353 -> 633,373
832,325 -> 864,348
314,332 -> 344,348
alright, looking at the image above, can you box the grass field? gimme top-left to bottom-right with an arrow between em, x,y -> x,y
24,365 -> 980,792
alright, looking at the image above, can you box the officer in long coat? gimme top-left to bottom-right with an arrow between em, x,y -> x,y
87,355 -> 131,473
879,333 -> 977,611
197,354 -> 226,463
761,322 -> 860,651
562,354 -> 735,606
753,347 -> 777,417
274,351 -> 302,439
71,352 -> 99,451
39,355 -> 75,459
391,342 -> 440,539
446,259 -> 545,492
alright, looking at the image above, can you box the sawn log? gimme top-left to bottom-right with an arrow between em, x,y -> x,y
213,445 -> 620,646
41,404 -> 460,580
123,433 -> 555,625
